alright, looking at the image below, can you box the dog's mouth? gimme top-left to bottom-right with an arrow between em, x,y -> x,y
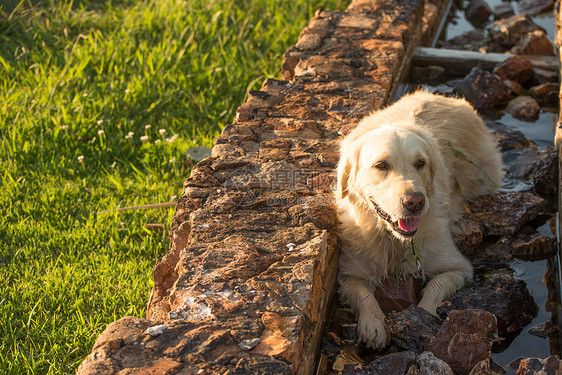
370,199 -> 419,237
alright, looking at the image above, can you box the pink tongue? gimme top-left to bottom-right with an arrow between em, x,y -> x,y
398,218 -> 420,232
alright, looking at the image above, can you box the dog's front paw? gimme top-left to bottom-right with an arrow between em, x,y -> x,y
417,301 -> 438,316
358,314 -> 389,349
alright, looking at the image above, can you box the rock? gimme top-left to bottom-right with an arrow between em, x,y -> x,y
528,83 -> 560,108
469,229 -> 556,266
362,351 -> 416,374
453,67 -> 511,109
449,31 -> 486,47
465,0 -> 492,25
493,56 -> 534,84
468,359 -> 505,375
437,276 -> 538,335
295,33 -> 323,50
504,79 -> 526,96
452,212 -> 484,255
505,96 -> 540,121
531,67 -> 558,84
486,14 -> 543,48
512,30 -> 555,56
375,275 -> 423,314
469,192 -> 547,236
493,3 -> 514,19
516,356 -> 562,374
493,128 -> 536,152
528,321 -> 558,339
429,309 -> 497,375
411,65 -> 446,80
533,149 -> 558,199
386,305 -> 442,354
517,0 -> 554,15
409,352 -> 454,375
225,354 -> 291,375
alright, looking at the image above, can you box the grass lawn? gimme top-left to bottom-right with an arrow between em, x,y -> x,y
0,0 -> 347,373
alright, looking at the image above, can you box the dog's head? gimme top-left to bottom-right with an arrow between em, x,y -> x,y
336,125 -> 443,240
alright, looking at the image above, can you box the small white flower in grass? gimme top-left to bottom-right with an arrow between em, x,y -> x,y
60,125 -> 68,130
97,120 -> 104,125
154,139 -> 161,144
125,131 -> 134,140
97,129 -> 105,136
110,161 -> 116,168
125,88 -> 131,95
169,158 -> 176,163
77,155 -> 84,163
140,135 -> 149,143
165,134 -> 179,143
145,124 -> 152,130
159,128 -> 167,136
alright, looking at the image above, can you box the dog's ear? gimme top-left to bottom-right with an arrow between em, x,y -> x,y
336,141 -> 358,199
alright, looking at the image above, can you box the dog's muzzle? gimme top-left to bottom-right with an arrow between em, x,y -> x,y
370,198 -> 420,237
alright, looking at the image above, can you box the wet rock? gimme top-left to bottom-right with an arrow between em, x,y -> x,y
503,79 -> 526,96
375,275 -> 423,314
505,96 -> 540,121
469,192 -> 547,236
493,3 -> 514,19
528,82 -> 560,108
386,305 -> 442,354
486,14 -> 543,48
362,351 -> 416,374
528,321 -> 558,339
437,276 -> 538,335
408,352 -> 454,375
493,56 -> 534,84
512,30 -> 555,56
429,309 -> 497,375
465,0 -> 492,25
516,356 -> 562,374
533,149 -> 558,199
453,67 -> 511,109
452,212 -> 484,255
493,128 -> 536,152
411,65 -> 446,80
517,0 -> 555,15
469,229 -> 556,266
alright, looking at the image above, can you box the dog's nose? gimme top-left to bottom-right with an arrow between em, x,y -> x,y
402,193 -> 425,212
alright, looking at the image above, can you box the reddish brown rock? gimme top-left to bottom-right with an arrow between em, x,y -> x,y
429,309 -> 497,375
386,306 -> 442,354
469,192 -> 547,236
516,356 -> 562,375
361,351 -> 416,374
465,0 -> 492,25
453,67 -> 511,109
437,276 -> 538,335
505,96 -> 540,121
375,275 -> 423,314
493,56 -> 534,84
452,212 -> 484,255
512,30 -> 556,56
486,14 -> 544,48
533,149 -> 558,199
529,82 -> 560,108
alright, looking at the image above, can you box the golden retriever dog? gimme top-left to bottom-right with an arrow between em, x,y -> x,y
335,91 -> 504,348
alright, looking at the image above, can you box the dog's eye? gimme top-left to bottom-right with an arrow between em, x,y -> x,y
415,159 -> 426,169
373,161 -> 389,170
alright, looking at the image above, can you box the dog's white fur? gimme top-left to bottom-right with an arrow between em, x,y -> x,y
335,91 -> 504,348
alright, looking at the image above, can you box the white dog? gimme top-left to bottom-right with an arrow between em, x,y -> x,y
335,91 -> 504,348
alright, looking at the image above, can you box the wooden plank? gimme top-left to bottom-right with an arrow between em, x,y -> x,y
413,47 -> 559,75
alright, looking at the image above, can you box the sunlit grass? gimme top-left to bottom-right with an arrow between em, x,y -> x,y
0,0 -> 348,373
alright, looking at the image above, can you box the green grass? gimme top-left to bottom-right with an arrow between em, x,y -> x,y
0,0 -> 348,373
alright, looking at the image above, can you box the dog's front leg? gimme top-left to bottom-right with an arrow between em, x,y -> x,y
418,270 -> 469,316
340,277 -> 389,349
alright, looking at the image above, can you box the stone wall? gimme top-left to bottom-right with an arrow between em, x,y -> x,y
77,0 -> 446,373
